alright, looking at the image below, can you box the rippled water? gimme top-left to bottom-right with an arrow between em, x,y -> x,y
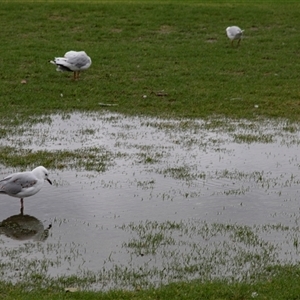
1,112 -> 300,289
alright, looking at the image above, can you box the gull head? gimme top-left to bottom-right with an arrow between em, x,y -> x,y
32,166 -> 52,185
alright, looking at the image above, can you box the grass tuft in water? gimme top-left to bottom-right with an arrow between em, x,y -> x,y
0,146 -> 112,172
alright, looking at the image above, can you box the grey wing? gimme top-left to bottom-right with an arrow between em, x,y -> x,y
0,173 -> 37,195
67,54 -> 90,68
0,176 -> 22,194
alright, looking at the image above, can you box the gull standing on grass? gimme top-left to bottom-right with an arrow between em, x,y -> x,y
226,26 -> 244,47
50,50 -> 92,80
0,166 -> 52,210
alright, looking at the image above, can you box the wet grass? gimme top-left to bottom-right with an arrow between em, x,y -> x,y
1,216 -> 299,286
0,146 -> 111,172
3,267 -> 300,300
2,112 -> 300,298
1,0 -> 300,299
2,218 -> 300,298
233,133 -> 274,144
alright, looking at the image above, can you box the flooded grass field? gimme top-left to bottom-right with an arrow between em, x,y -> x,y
1,112 -> 300,290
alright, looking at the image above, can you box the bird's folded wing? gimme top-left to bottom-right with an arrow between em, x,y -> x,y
0,174 -> 37,194
67,54 -> 90,68
0,178 -> 22,194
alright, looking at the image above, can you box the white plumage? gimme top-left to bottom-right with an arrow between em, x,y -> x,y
226,26 -> 244,47
50,50 -> 92,80
0,166 -> 52,210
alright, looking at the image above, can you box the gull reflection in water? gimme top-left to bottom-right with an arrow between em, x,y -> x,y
0,208 -> 51,241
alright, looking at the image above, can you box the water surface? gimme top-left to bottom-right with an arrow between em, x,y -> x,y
1,112 -> 300,289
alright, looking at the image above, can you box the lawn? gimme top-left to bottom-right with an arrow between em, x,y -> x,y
1,1 -> 300,299
0,1 -> 300,123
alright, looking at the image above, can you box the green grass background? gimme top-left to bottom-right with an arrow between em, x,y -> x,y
1,1 -> 300,299
1,1 -> 300,123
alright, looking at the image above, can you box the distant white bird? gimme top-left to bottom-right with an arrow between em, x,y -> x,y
226,26 -> 244,47
50,50 -> 92,80
0,166 -> 52,210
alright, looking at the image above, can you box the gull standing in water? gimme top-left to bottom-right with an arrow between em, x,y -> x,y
50,50 -> 92,80
0,166 -> 52,210
226,26 -> 244,47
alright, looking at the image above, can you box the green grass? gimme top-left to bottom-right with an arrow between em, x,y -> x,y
1,1 -> 300,299
0,146 -> 112,171
0,1 -> 300,123
1,265 -> 300,299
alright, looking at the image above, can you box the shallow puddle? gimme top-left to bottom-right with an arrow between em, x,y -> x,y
1,112 -> 300,290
